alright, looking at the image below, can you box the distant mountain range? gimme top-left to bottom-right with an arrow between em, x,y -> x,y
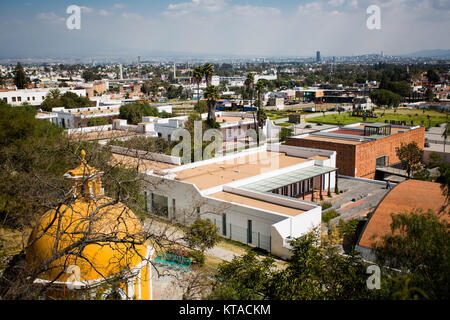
402,49 -> 450,58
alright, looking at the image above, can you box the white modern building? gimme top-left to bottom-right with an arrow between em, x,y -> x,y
142,144 -> 337,259
0,88 -> 87,106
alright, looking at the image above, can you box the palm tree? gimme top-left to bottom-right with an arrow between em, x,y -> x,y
202,63 -> 214,87
245,73 -> 256,143
442,121 -> 450,152
204,85 -> 219,125
255,80 -> 267,144
48,89 -> 61,100
193,66 -> 204,113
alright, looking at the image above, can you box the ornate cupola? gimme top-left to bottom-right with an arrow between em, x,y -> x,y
64,150 -> 104,200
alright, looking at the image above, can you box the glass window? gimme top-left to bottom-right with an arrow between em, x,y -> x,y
376,156 -> 387,168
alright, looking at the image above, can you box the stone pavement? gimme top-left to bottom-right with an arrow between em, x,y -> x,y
327,177 -> 391,223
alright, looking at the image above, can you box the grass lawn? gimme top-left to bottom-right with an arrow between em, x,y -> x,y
308,109 -> 448,127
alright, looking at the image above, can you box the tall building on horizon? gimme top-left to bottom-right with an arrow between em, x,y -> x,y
316,51 -> 321,62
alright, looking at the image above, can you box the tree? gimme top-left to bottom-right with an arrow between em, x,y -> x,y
370,89 -> 401,108
119,102 -> 161,125
82,69 -> 102,82
426,69 -> 440,84
202,63 -> 214,87
425,88 -> 435,102
13,63 -> 29,89
209,251 -> 275,300
442,121 -> 450,152
204,85 -> 219,127
0,102 -> 216,300
41,90 -> 91,111
375,210 -> 450,299
193,66 -> 204,112
185,217 -> 220,254
119,103 -> 143,125
254,80 -> 267,144
208,231 -> 377,300
395,142 -> 424,178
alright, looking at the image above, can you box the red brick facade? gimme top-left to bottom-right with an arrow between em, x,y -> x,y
286,127 -> 425,179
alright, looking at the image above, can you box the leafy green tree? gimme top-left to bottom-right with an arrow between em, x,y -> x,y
370,89 -> 402,108
13,63 -> 29,89
426,69 -> 440,83
425,88 -> 435,102
82,69 -> 101,82
208,231 -> 377,300
119,103 -> 143,125
119,102 -> 161,125
395,142 -> 424,178
375,210 -> 450,299
185,218 -> 220,254
209,251 -> 275,300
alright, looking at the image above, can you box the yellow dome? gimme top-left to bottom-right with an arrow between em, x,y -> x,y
26,196 -> 147,283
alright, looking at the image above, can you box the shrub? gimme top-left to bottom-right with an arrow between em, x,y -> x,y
321,202 -> 332,210
322,209 -> 339,225
190,250 -> 205,266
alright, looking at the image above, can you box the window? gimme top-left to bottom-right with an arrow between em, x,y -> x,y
32,96 -> 35,101
152,194 -> 168,218
247,220 -> 252,244
376,156 -> 387,168
12,97 -> 16,102
222,214 -> 227,236
17,97 -> 22,102
2,98 -> 6,103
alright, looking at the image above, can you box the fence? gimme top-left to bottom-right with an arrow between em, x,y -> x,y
209,218 -> 271,252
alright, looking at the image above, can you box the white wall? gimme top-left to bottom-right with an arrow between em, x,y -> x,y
0,88 -> 87,106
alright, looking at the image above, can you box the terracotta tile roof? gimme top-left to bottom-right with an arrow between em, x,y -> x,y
358,180 -> 448,249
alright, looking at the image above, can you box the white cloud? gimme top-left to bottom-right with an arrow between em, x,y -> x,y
230,5 -> 280,17
36,12 -> 65,24
298,2 -> 324,15
121,12 -> 143,21
99,9 -> 112,17
348,0 -> 358,9
328,0 -> 345,6
165,0 -> 227,16
113,3 -> 126,9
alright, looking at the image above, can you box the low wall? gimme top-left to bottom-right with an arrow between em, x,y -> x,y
110,145 -> 181,165
66,125 -> 113,134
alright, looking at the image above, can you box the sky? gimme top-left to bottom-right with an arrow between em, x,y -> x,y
0,0 -> 449,58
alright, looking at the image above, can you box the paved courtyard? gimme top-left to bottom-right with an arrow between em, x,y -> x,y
326,177 -> 391,222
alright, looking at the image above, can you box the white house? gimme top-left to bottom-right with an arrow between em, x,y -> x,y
142,144 -> 337,259
0,88 -> 87,106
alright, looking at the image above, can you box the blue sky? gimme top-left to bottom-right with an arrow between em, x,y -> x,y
0,0 -> 449,58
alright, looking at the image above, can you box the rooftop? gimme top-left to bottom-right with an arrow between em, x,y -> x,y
111,153 -> 177,172
358,180 -> 448,249
209,191 -> 306,217
241,165 -> 336,193
173,151 -> 309,190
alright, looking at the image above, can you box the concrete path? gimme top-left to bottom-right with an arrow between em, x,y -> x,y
327,177 -> 391,223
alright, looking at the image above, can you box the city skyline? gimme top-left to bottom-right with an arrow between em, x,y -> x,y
0,0 -> 449,59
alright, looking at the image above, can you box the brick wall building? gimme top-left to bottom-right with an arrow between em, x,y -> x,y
286,124 -> 425,179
